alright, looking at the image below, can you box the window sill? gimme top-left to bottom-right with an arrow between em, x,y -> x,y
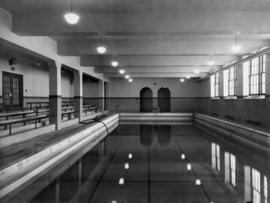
210,97 -> 220,100
224,96 -> 237,100
243,95 -> 265,100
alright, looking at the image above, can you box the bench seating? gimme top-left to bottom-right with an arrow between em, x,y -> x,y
61,110 -> 74,120
27,102 -> 49,110
0,115 -> 49,135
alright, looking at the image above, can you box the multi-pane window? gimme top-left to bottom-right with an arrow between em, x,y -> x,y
243,55 -> 266,96
211,143 -> 220,171
252,168 -> 261,203
224,152 -> 236,187
224,66 -> 237,97
211,73 -> 219,97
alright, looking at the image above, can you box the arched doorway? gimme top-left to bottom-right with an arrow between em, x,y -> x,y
140,87 -> 153,112
158,87 -> 171,112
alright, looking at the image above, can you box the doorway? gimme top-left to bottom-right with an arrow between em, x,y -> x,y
2,71 -> 23,108
158,87 -> 171,112
140,87 -> 153,112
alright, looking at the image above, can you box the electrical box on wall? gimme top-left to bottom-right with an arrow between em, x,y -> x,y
9,57 -> 17,71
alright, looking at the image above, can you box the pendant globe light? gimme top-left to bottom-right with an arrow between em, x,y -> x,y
64,0 -> 80,25
231,35 -> 241,53
96,34 -> 107,54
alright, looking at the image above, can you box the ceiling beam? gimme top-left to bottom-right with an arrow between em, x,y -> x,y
103,72 -> 206,78
13,11 -> 270,36
81,55 -> 236,67
94,66 -> 211,73
58,39 -> 267,56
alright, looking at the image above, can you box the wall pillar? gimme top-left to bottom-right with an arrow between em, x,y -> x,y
265,54 -> 270,96
74,70 -> 83,121
236,64 -> 243,97
98,79 -> 104,113
48,61 -> 61,130
218,71 -> 224,98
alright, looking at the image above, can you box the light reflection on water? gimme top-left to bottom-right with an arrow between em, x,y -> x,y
13,124 -> 270,203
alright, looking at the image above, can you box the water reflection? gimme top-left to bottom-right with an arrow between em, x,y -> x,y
139,125 -> 154,146
139,125 -> 172,146
29,138 -> 110,203
157,125 -> 171,146
9,124 -> 270,203
209,139 -> 269,203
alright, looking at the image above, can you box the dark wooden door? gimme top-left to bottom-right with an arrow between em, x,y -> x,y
140,87 -> 153,112
158,87 -> 171,112
2,72 -> 23,108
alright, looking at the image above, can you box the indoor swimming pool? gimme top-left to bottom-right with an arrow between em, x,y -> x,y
8,124 -> 270,203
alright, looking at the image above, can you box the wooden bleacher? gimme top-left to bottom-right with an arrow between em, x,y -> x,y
0,102 -> 100,135
0,114 -> 49,135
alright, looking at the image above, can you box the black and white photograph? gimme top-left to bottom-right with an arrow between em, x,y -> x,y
0,0 -> 269,202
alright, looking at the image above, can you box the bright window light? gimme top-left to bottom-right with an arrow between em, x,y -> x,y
210,73 -> 219,97
223,69 -> 229,97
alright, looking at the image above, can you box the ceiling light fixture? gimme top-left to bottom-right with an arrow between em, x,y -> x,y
125,75 -> 130,79
119,69 -> 125,74
194,68 -> 200,74
96,34 -> 107,54
111,60 -> 119,67
207,56 -> 215,66
64,0 -> 80,25
180,78 -> 185,83
231,35 -> 241,53
185,75 -> 191,79
128,78 -> 133,83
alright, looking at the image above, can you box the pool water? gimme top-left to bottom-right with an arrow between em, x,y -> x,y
16,124 -> 270,203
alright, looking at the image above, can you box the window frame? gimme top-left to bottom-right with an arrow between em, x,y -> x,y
211,73 -> 219,98
248,55 -> 266,96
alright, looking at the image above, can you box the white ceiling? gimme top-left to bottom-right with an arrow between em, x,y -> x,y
0,0 -> 270,78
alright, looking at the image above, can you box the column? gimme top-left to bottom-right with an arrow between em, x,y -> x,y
73,70 -> 83,121
218,71 -> 224,98
98,79 -> 104,113
236,63 -> 243,97
48,61 -> 61,130
265,54 -> 270,96
153,88 -> 158,111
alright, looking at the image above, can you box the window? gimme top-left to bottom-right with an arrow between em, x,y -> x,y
211,143 -> 220,171
224,66 -> 237,97
244,166 -> 268,203
224,152 -> 236,187
252,168 -> 261,203
211,73 -> 219,97
243,55 -> 266,96
263,176 -> 268,203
